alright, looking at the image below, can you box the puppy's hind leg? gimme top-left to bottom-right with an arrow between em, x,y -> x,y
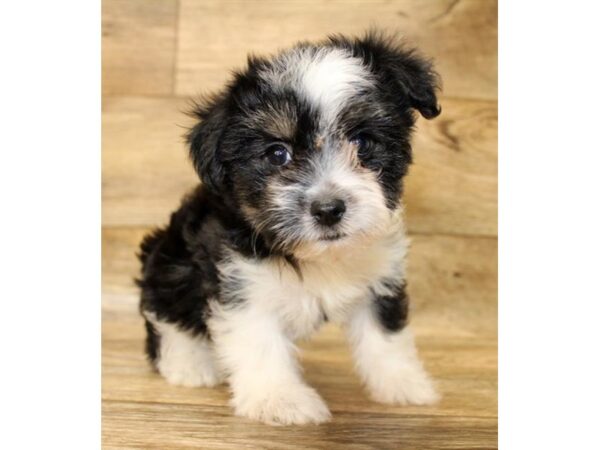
143,312 -> 224,388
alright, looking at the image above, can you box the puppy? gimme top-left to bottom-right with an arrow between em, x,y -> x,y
137,33 -> 441,425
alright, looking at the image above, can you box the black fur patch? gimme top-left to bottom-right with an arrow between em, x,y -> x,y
137,187 -> 257,337
330,31 -> 441,119
373,282 -> 410,332
144,319 -> 160,366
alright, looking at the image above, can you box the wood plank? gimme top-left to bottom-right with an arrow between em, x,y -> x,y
102,97 -> 198,227
102,97 -> 497,236
103,400 -> 497,450
102,0 -> 177,95
405,98 -> 497,235
176,0 -> 497,100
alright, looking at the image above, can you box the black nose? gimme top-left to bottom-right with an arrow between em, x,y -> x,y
310,199 -> 346,227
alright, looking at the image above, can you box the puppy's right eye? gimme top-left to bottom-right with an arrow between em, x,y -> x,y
265,144 -> 292,167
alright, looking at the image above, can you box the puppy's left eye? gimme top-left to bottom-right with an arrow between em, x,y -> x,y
265,144 -> 292,167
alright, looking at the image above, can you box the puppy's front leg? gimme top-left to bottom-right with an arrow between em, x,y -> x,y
209,304 -> 330,425
345,286 -> 439,405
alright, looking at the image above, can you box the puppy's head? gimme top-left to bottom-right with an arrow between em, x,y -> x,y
187,33 -> 440,259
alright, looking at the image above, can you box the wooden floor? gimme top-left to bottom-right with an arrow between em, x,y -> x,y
102,1 -> 497,448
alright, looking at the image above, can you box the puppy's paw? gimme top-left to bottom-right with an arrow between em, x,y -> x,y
158,357 -> 223,388
233,384 -> 331,425
160,365 -> 223,388
368,365 -> 440,406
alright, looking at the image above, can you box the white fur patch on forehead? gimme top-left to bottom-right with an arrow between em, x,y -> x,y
260,47 -> 373,126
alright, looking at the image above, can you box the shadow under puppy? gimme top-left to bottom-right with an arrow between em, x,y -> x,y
137,32 -> 441,425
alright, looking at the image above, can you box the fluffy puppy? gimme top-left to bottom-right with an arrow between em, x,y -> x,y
137,33 -> 441,425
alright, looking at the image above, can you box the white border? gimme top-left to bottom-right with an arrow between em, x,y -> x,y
0,1 -> 100,448
500,1 -> 600,449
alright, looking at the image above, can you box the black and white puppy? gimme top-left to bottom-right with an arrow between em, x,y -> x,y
138,33 -> 441,425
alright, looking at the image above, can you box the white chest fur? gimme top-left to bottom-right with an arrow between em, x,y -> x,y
216,215 -> 409,340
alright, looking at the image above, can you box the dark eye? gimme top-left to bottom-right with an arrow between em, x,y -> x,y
265,144 -> 292,166
350,133 -> 374,157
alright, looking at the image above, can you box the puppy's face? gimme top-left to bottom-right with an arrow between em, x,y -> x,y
188,35 -> 440,258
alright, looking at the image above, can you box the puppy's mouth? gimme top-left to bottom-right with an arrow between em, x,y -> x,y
319,232 -> 347,242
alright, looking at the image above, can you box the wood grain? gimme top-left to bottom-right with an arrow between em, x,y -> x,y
102,0 -> 178,95
102,226 -> 497,449
405,98 -> 498,235
101,96 -> 198,227
103,400 -> 497,450
102,96 -> 497,236
176,0 -> 497,100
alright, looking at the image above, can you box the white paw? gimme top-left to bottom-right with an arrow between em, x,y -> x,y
159,363 -> 223,387
368,365 -> 440,405
232,384 -> 331,425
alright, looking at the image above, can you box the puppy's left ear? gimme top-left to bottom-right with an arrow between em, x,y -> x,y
341,34 -> 442,119
387,48 -> 441,119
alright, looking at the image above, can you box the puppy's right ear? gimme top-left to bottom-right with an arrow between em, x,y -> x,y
186,96 -> 229,193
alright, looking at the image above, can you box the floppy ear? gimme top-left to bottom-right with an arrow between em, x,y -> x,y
338,34 -> 441,119
383,47 -> 441,119
186,96 -> 229,192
